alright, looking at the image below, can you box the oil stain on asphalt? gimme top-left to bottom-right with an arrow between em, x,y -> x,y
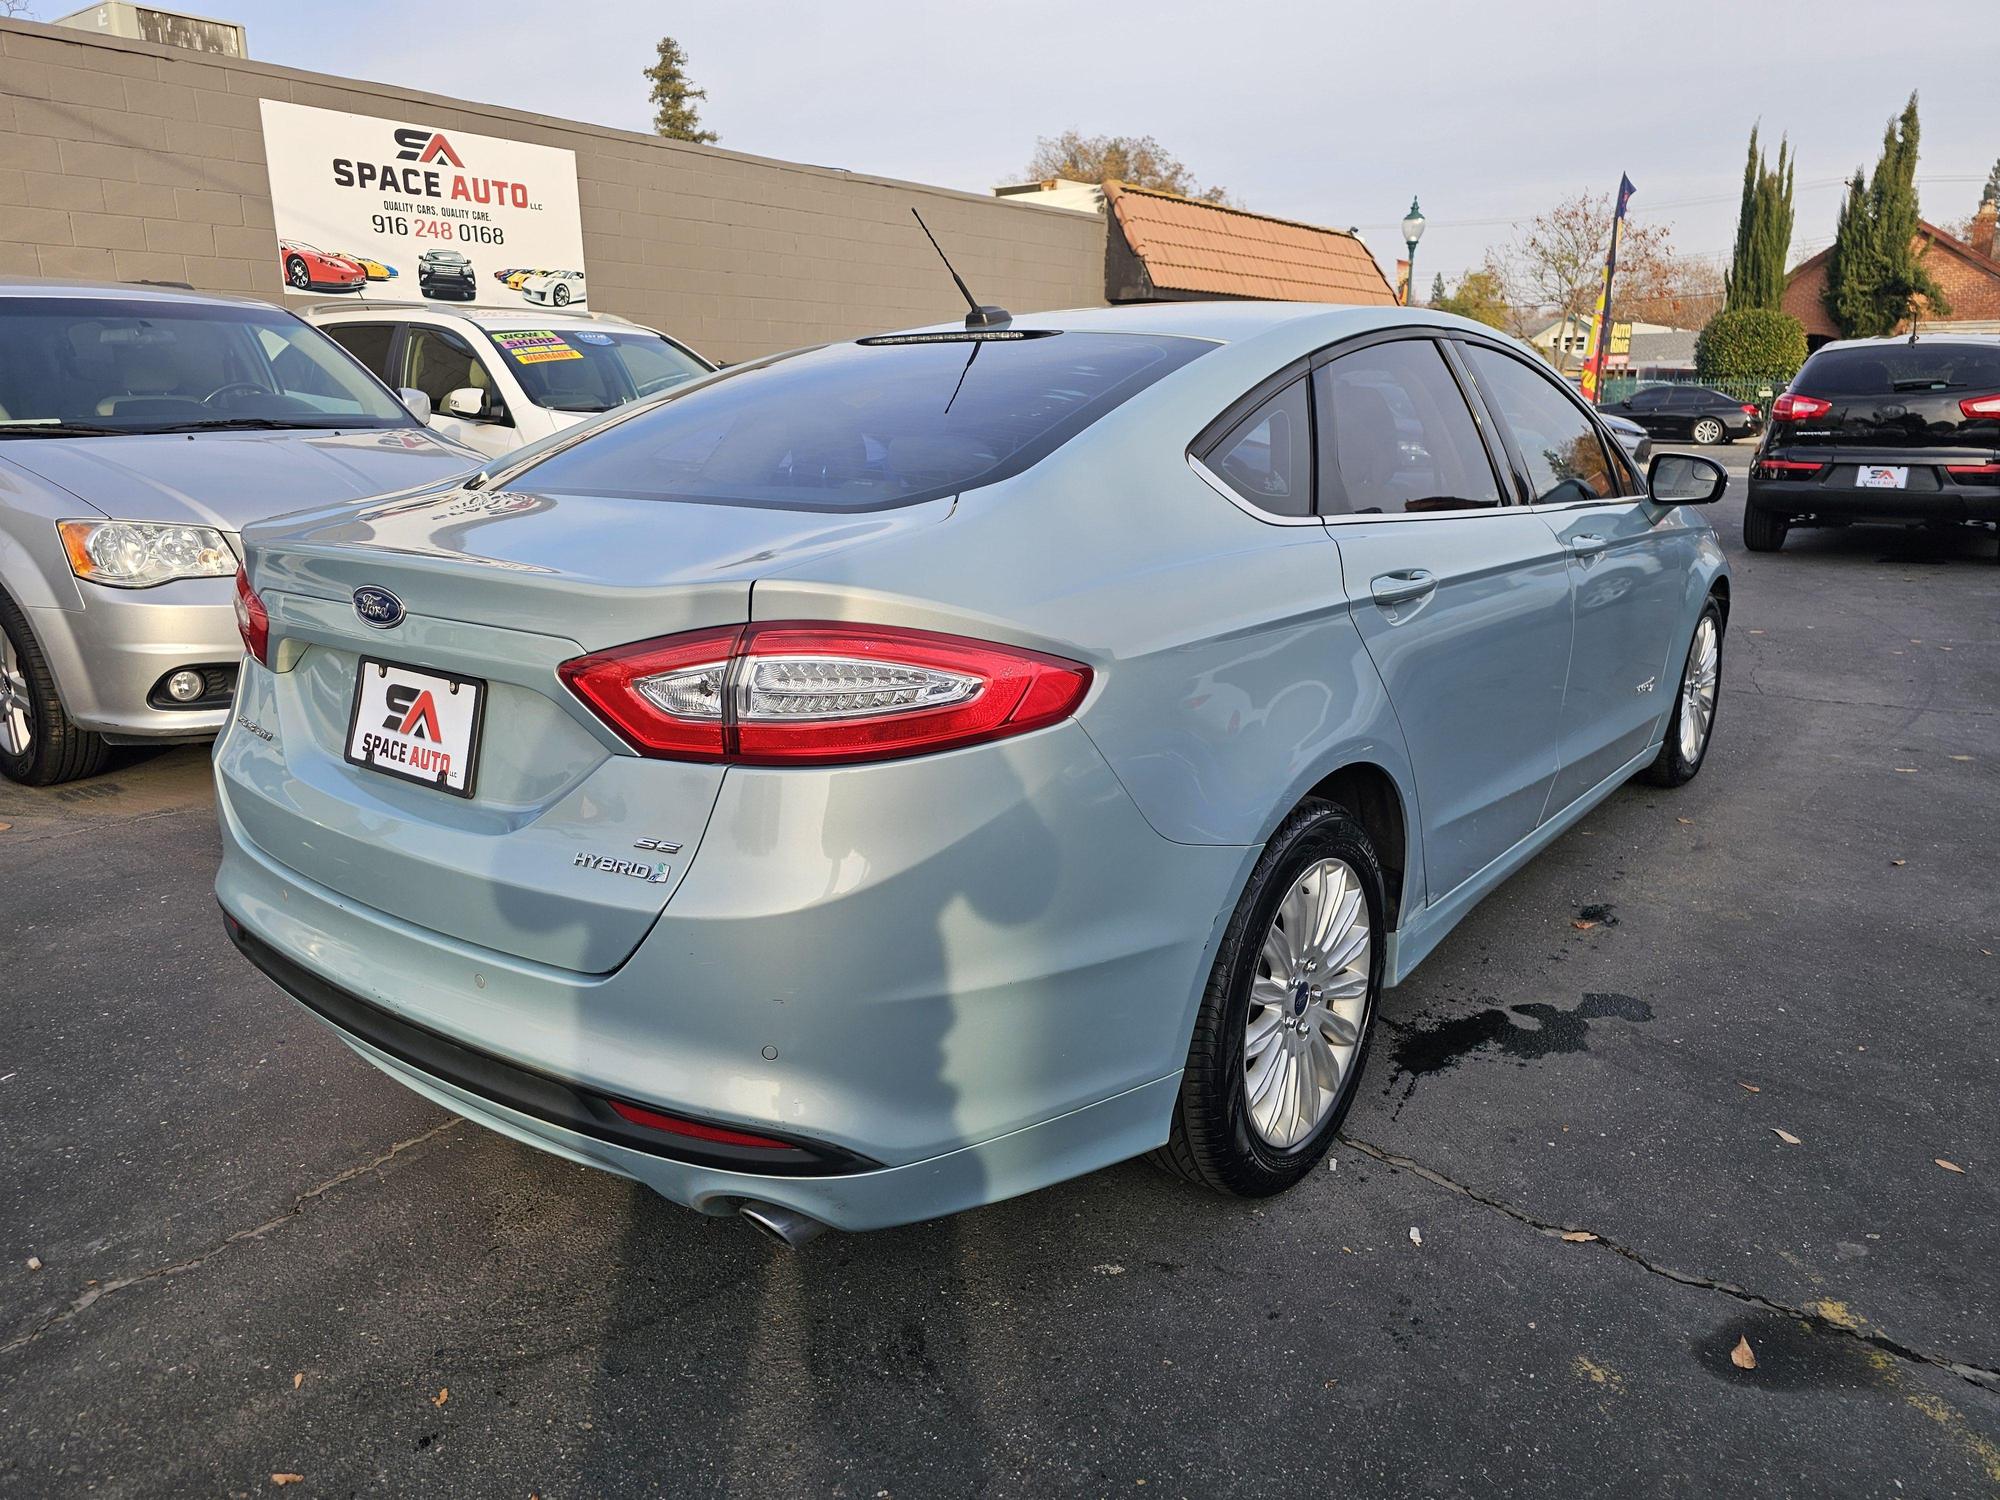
1384,993 -> 1653,1113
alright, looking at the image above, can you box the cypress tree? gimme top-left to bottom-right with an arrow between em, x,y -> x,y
1726,126 -> 1796,312
1823,94 -> 1948,336
645,37 -> 719,145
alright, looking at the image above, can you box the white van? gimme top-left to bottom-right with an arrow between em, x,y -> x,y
307,302 -> 713,460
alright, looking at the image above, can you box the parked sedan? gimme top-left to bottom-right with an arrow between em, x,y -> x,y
0,281 -> 478,785
1600,409 -> 1652,469
216,304 -> 1729,1243
1602,384 -> 1763,445
1745,334 -> 2000,554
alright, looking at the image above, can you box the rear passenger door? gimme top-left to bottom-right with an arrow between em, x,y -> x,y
1457,340 -> 1693,810
1313,334 -> 1575,903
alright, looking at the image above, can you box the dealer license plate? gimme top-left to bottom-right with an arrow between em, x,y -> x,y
345,658 -> 485,797
1856,465 -> 1908,490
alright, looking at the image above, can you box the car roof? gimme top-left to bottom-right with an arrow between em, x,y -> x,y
0,275 -> 273,310
893,300 -> 1508,347
1814,332 -> 2000,352
308,302 -> 643,334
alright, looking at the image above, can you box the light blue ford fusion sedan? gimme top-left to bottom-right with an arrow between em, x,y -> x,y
215,302 -> 1730,1244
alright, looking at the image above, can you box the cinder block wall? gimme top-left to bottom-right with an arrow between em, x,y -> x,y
0,19 -> 1107,362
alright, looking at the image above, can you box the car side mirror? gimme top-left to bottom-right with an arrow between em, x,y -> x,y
1648,452 -> 1728,505
441,386 -> 487,419
397,387 -> 432,424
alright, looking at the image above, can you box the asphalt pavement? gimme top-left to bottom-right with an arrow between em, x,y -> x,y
3,450 -> 1997,1498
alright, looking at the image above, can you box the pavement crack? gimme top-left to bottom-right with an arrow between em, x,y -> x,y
0,1119 -> 460,1357
1340,1134 -> 2000,1396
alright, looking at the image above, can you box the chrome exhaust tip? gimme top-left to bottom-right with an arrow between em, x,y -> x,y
739,1201 -> 829,1248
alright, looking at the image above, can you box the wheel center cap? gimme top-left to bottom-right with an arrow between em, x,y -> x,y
1290,978 -> 1311,1016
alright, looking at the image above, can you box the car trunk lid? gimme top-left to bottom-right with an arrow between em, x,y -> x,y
225,483 -> 951,972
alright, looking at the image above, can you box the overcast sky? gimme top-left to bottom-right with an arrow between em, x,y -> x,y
227,0 -> 1999,293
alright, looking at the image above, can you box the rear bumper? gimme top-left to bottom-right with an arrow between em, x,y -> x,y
213,715 -> 1251,1228
29,577 -> 239,738
1747,479 -> 2000,525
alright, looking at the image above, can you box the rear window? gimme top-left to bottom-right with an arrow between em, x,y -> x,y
504,331 -> 1210,511
1796,343 -> 2000,396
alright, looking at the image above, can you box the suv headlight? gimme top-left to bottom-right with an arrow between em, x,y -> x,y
57,520 -> 237,588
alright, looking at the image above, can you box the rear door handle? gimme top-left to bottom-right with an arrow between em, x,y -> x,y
1370,569 -> 1437,607
1567,533 -> 1609,556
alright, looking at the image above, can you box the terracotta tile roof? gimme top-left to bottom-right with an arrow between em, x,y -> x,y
1104,182 -> 1397,305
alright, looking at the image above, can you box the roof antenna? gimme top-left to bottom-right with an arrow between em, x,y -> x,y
911,209 -> 1011,328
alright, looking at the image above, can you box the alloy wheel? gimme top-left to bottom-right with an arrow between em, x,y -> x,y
1245,858 -> 1371,1149
1679,614 -> 1719,763
0,625 -> 34,758
1692,417 -> 1723,444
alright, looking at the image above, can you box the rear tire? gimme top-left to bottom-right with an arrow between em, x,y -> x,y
1692,417 -> 1724,445
1642,596 -> 1723,788
1153,798 -> 1384,1197
0,592 -> 109,787
1743,504 -> 1788,552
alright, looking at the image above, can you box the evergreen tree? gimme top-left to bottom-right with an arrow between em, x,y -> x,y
1725,125 -> 1794,312
1429,273 -> 1447,305
1823,94 -> 1948,336
645,37 -> 718,144
1984,158 -> 2000,207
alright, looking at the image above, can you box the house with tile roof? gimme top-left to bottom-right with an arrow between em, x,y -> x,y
995,179 -> 1396,307
1782,201 -> 2000,348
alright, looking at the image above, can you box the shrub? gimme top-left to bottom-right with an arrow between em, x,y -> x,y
1695,308 -> 1808,382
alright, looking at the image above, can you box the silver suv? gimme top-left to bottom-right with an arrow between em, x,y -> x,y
0,279 -> 479,785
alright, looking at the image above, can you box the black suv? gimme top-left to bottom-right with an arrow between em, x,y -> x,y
1601,384 -> 1763,445
417,249 -> 477,302
1745,335 -> 2000,555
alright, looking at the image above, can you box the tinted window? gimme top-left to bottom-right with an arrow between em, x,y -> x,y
1316,340 -> 1500,515
1206,377 -> 1312,516
402,327 -> 506,423
1667,388 -> 1705,409
0,296 -> 413,434
1462,345 -> 1617,503
1795,342 -> 2000,395
1628,388 -> 1668,410
489,328 -> 708,413
323,322 -> 395,381
510,332 -> 1209,512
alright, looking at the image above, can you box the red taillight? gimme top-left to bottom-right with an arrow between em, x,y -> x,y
560,622 -> 1093,766
1742,403 -> 1761,417
1753,459 -> 1825,479
606,1098 -> 796,1151
1957,393 -> 2000,419
232,566 -> 269,666
1771,392 -> 1832,422
1946,462 -> 2000,477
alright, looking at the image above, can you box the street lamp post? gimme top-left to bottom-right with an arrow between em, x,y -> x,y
1401,197 -> 1426,306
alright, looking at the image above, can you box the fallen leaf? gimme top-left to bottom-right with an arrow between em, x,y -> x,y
1935,1159 -> 1965,1174
1323,1377 -> 1339,1388
433,1387 -> 449,1408
0,822 -> 11,832
1749,629 -> 1765,635
1408,1226 -> 1423,1247
291,1372 -> 303,1390
1773,1128 -> 1802,1145
1890,859 -> 1906,867
1675,817 -> 1694,825
1571,919 -> 1598,931
1731,1336 -> 1757,1370
1561,1230 -> 1598,1243
272,1477 -> 305,1488
1738,1082 -> 1761,1093
1950,755 -> 1973,762
25,1256 -> 42,1271
1894,767 -> 1919,774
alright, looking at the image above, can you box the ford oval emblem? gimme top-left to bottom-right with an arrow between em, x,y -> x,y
352,585 -> 405,629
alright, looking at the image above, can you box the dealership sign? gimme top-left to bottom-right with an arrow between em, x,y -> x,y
259,100 -> 588,308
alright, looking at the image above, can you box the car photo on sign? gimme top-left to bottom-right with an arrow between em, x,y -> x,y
520,269 -> 586,307
279,241 -> 366,293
